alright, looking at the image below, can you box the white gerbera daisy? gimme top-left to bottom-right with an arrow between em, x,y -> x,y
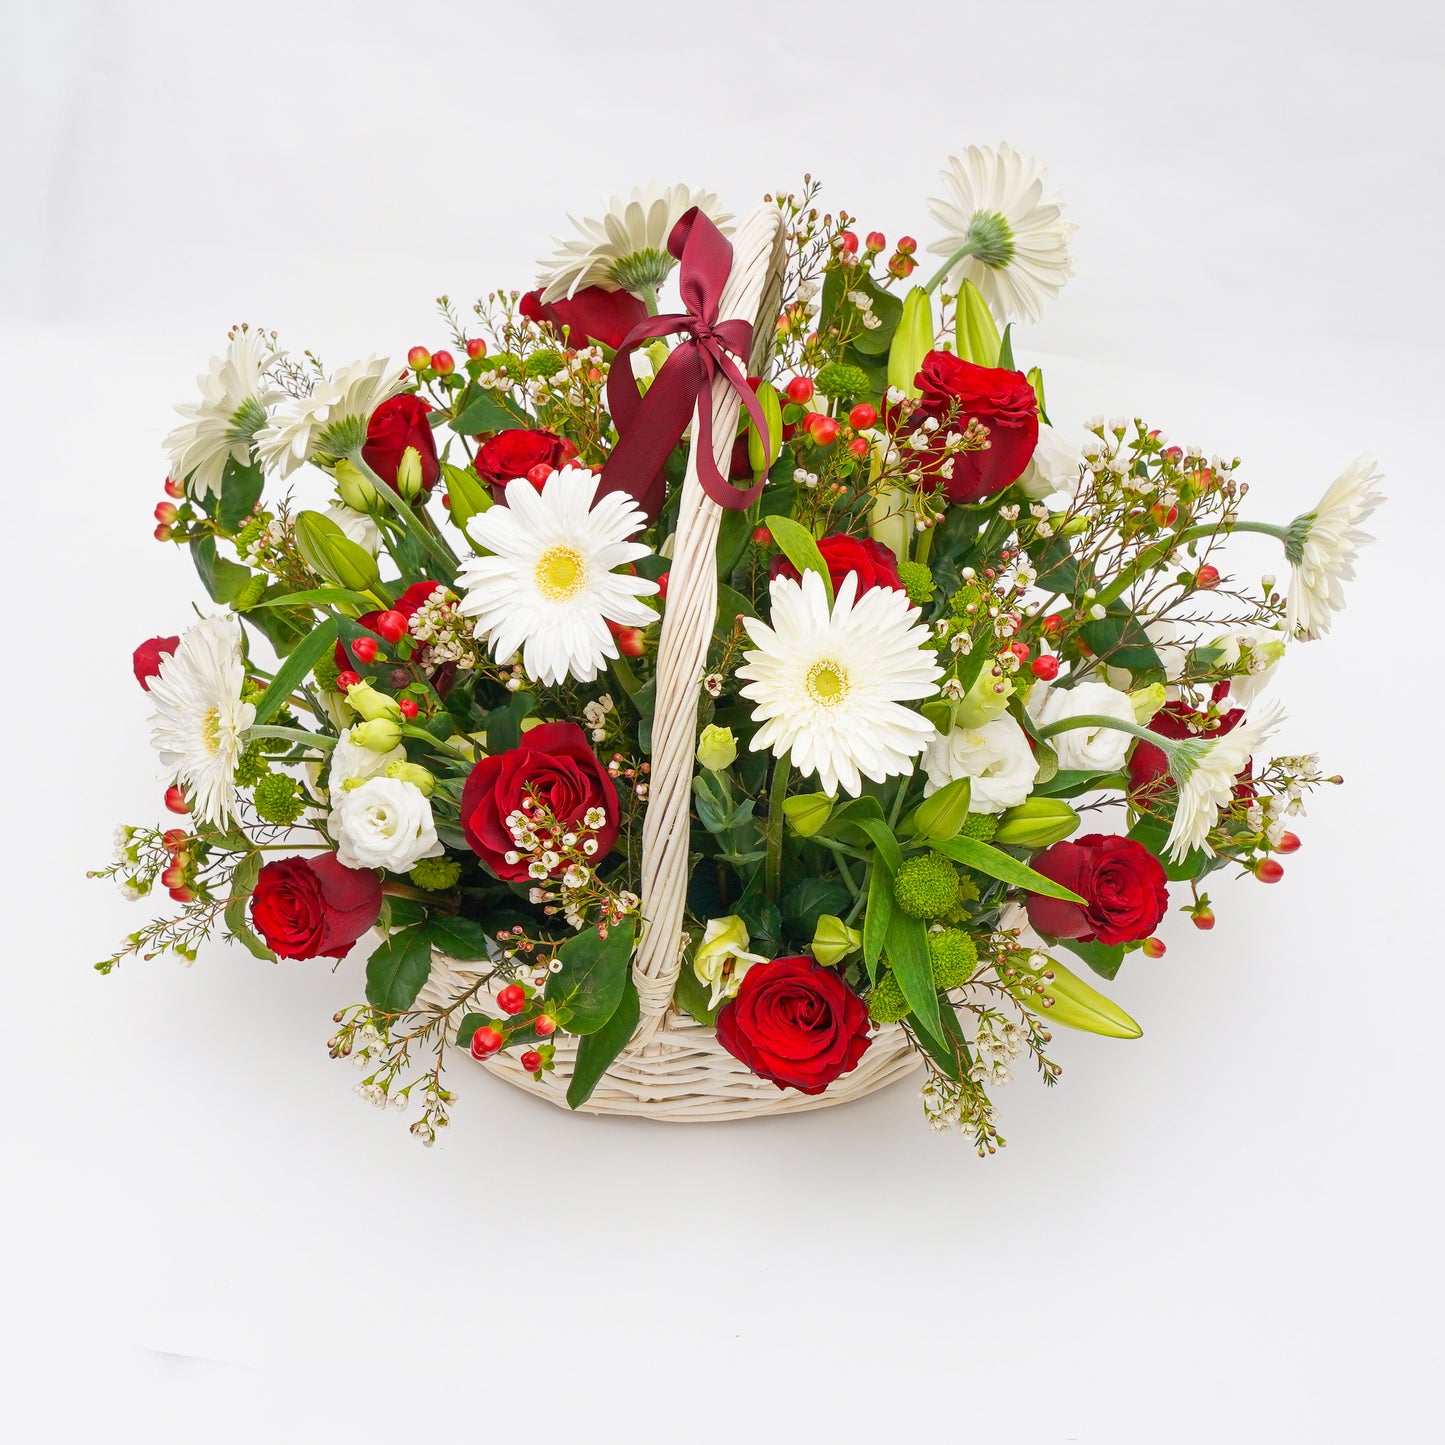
148,614 -> 256,826
537,184 -> 733,304
456,466 -> 659,687
925,143 -> 1076,325
165,330 -> 280,501
737,571 -> 942,798
1284,456 -> 1384,639
1165,703 -> 1284,863
254,356 -> 406,478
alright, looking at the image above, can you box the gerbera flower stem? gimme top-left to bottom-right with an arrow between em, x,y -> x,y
922,236 -> 991,296
1093,518 -> 1290,608
245,724 -> 336,751
1034,712 -> 1198,775
350,452 -> 459,584
764,753 -> 792,900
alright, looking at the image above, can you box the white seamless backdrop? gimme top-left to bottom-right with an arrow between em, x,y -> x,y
3,2 -> 1441,1441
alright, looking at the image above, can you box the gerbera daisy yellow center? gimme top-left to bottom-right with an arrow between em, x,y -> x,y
805,659 -> 850,707
534,544 -> 588,601
201,706 -> 223,755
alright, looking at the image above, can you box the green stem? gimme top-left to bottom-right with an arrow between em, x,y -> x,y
638,283 -> 661,317
764,753 -> 791,901
922,241 -> 974,296
245,724 -> 334,751
913,524 -> 934,567
1033,712 -> 1195,772
351,452 -> 459,584
1094,519 -> 1289,609
608,651 -> 641,701
401,724 -> 476,762
819,842 -> 862,900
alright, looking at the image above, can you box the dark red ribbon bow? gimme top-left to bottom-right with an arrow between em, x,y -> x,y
599,207 -> 773,523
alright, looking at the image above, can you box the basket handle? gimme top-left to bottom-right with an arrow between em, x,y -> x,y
629,204 -> 786,1031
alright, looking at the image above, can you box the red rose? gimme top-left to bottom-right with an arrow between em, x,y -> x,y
133,635 -> 179,690
250,853 -> 382,960
519,285 -> 648,352
1128,699 -> 1247,804
361,394 -> 440,494
715,956 -> 873,1095
460,721 -> 619,882
335,580 -> 444,671
473,428 -> 579,497
770,534 -> 906,597
912,352 -> 1039,504
1025,834 -> 1169,946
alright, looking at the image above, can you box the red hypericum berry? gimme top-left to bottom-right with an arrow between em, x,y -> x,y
887,255 -> 916,279
751,525 -> 773,547
164,476 -> 185,499
1031,655 -> 1059,681
1142,937 -> 1167,959
839,230 -> 859,254
397,698 -> 419,720
656,571 -> 670,601
1192,907 -> 1216,931
160,863 -> 187,890
1275,831 -> 1302,854
407,345 -> 432,372
153,523 -> 173,542
335,669 -> 362,692
351,636 -> 379,664
164,785 -> 190,815
374,610 -> 409,643
519,1050 -> 544,1074
496,984 -> 527,1016
162,828 -> 188,852
1150,502 -> 1180,528
1009,641 -> 1030,662
526,463 -> 553,489
848,437 -> 869,459
896,235 -> 917,255
465,337 -> 487,359
848,403 -> 878,431
1041,613 -> 1064,636
785,376 -> 815,405
1195,564 -> 1221,590
167,885 -> 195,904
533,1014 -> 558,1037
469,1026 -> 505,1061
615,627 -> 646,658
430,350 -> 455,376
1256,859 -> 1285,884
811,416 -> 840,446
864,230 -> 886,253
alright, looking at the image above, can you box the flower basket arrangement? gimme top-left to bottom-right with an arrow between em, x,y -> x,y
96,147 -> 1382,1149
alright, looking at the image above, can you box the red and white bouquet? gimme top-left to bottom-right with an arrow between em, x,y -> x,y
96,146 -> 1381,1150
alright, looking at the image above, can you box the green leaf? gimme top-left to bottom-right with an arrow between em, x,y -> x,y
814,794 -> 887,851
1058,936 -> 1126,981
862,857 -> 894,982
365,927 -> 434,1013
1081,605 -> 1163,676
191,535 -> 253,605
545,918 -> 636,1035
782,877 -> 850,939
845,274 -> 903,357
422,915 -> 494,962
455,1013 -> 488,1049
223,852 -> 276,962
1128,815 -> 1217,883
251,616 -> 340,725
884,909 -> 944,1047
484,690 -> 535,753
568,976 -> 640,1109
997,323 -> 1015,371
450,386 -> 528,435
1033,768 -> 1124,799
190,457 -> 264,536
441,461 -> 492,531
910,1000 -> 968,1081
252,586 -> 377,614
733,876 -> 783,957
672,954 -> 722,1026
763,514 -> 834,605
933,835 -> 1087,904
854,816 -> 904,872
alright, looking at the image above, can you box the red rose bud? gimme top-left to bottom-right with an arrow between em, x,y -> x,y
250,854 -> 382,961
519,285 -> 648,351
351,636 -> 379,664
362,394 -> 440,495
164,785 -> 191,815
1009,641 -> 1031,662
520,1050 -> 544,1074
407,345 -> 432,372
398,698 -> 419,720
839,230 -> 859,254
168,885 -> 195,904
469,1026 -> 505,1061
1041,613 -> 1064,635
1026,835 -> 1170,947
848,403 -> 878,430
785,376 -> 815,405
533,1014 -> 558,1037
896,236 -> 917,255
164,476 -> 184,499
430,350 -> 455,376
865,231 -> 886,253
162,828 -> 188,852
473,428 -> 579,498
496,984 -> 527,1015
465,337 -> 487,359
1031,654 -> 1059,681
848,437 -> 869,458
1275,831 -> 1302,853
133,635 -> 180,690
374,610 -> 409,643
1256,859 -> 1285,884
1142,936 -> 1167,958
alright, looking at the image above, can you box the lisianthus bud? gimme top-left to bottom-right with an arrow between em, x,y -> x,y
395,446 -> 424,501
692,915 -> 768,1010
349,718 -> 403,752
695,724 -> 738,772
334,458 -> 381,512
956,663 -> 1013,729
994,797 -> 1080,847
294,509 -> 381,593
345,680 -> 403,723
811,914 -> 862,966
1129,682 -> 1168,724
385,760 -> 435,796
782,792 -> 833,837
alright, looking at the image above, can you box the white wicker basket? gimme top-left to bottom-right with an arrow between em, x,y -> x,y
418,203 -> 922,1120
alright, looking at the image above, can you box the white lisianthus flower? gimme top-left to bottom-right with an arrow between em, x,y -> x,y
1014,423 -> 1082,502
921,713 -> 1039,814
1143,617 -> 1190,684
324,501 -> 382,556
328,726 -> 406,804
332,777 -> 443,873
1028,680 -> 1135,773
692,916 -> 769,1010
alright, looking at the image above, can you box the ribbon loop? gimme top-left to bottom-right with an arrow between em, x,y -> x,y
599,208 -> 774,521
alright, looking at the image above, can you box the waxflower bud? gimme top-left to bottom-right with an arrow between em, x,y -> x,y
782,792 -> 833,837
994,797 -> 1080,848
695,724 -> 738,772
349,718 -> 403,752
334,458 -> 381,512
810,914 -> 862,967
345,680 -> 403,723
394,446 -> 424,501
384,760 -> 436,796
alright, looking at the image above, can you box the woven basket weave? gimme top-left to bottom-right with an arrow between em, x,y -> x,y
417,203 -> 922,1119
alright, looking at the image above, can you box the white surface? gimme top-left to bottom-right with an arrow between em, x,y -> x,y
3,1 -> 1441,1440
